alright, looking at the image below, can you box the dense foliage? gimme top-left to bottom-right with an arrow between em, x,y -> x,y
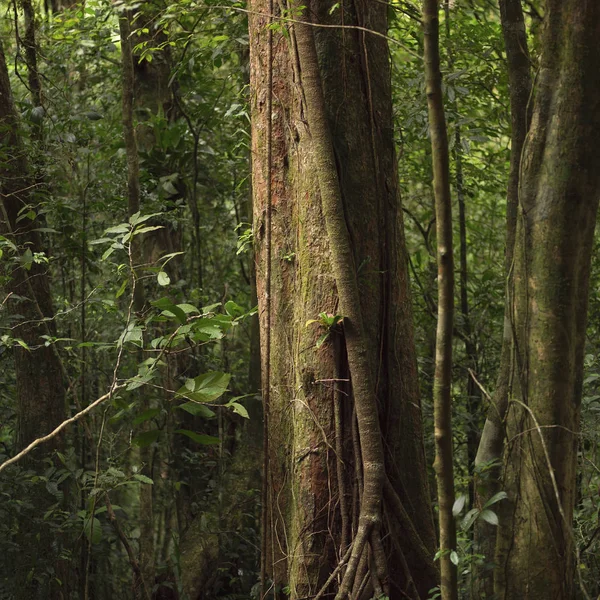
0,1 -> 599,599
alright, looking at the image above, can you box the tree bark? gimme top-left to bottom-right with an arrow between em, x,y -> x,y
493,2 -> 600,598
249,1 -> 437,598
119,11 -> 155,595
423,2 -> 457,599
0,35 -> 67,600
473,0 -> 532,594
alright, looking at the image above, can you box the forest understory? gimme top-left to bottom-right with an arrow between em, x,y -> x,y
1,1 -> 600,600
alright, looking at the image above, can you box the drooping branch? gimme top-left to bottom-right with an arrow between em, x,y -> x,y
423,0 -> 457,599
0,384 -> 126,475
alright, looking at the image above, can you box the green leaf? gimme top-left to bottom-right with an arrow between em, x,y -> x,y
189,318 -> 225,340
104,223 -> 129,235
227,401 -> 249,419
122,325 -> 144,347
132,429 -> 160,447
133,474 -> 154,485
315,332 -> 330,348
480,509 -> 499,526
450,551 -> 459,566
84,110 -> 103,121
129,212 -> 161,226
21,248 -> 34,271
462,508 -> 479,531
115,278 -> 128,299
30,106 -> 45,123
178,402 -> 216,418
177,303 -> 200,314
83,517 -> 102,544
176,372 -> 231,404
101,246 -> 116,261
89,237 -> 113,246
224,300 -> 245,317
157,271 -> 170,286
151,298 -> 187,324
126,370 -> 156,391
452,494 -> 467,517
175,430 -> 221,445
483,491 -> 507,509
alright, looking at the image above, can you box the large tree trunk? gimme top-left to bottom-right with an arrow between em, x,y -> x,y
249,1 -> 437,598
0,36 -> 67,600
493,3 -> 600,598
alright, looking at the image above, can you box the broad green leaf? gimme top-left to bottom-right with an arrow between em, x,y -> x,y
224,300 -> 245,317
227,401 -> 249,419
115,278 -> 128,299
452,494 -> 467,517
104,223 -> 129,235
176,372 -> 230,404
21,248 -> 33,271
151,298 -> 187,324
126,370 -> 156,391
178,402 -> 216,418
450,551 -> 459,566
133,474 -> 154,485
462,508 -> 479,531
177,303 -> 200,314
83,517 -> 102,544
122,325 -> 143,347
134,225 -> 163,235
129,212 -> 161,226
315,332 -> 330,348
483,491 -> 507,509
89,237 -> 113,246
157,271 -> 170,286
480,509 -> 499,526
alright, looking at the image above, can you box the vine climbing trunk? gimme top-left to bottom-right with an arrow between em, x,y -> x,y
492,2 -> 600,598
118,11 -> 155,597
293,9 -> 388,598
249,1 -> 438,598
423,1 -> 457,599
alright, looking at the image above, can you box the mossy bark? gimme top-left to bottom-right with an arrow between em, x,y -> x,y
249,1 -> 437,597
493,3 -> 600,598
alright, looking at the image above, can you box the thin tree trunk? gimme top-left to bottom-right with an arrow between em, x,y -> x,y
473,0 -> 531,593
493,2 -> 600,597
423,1 -> 457,599
119,11 -> 155,595
22,0 -> 42,110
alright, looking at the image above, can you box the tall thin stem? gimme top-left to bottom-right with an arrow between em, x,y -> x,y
423,1 -> 457,598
